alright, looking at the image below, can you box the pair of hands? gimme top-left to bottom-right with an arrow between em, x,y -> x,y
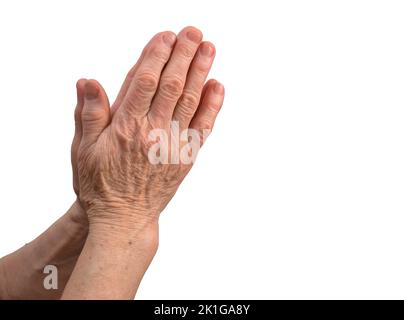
70,26 -> 224,243
0,26 -> 224,300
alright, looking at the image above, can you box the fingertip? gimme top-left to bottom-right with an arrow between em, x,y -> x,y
206,79 -> 218,87
182,25 -> 203,34
84,79 -> 100,100
213,81 -> 225,95
181,26 -> 203,43
161,31 -> 177,47
80,79 -> 111,146
76,78 -> 87,90
199,41 -> 216,57
76,78 -> 87,103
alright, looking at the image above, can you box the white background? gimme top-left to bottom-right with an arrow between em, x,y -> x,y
0,0 -> 404,299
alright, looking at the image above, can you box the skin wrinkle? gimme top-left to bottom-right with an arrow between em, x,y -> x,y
62,27 -> 224,299
0,26 -> 224,300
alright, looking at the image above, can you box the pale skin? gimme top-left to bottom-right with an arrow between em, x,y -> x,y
0,26 -> 224,299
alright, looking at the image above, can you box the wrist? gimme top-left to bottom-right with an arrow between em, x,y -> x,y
0,202 -> 89,299
62,216 -> 158,299
31,201 -> 89,271
88,216 -> 159,254
67,199 -> 89,229
86,202 -> 159,247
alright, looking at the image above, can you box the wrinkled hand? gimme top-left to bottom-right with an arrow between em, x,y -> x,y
72,27 -> 225,234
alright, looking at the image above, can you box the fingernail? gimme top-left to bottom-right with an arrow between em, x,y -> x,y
214,81 -> 224,94
186,30 -> 202,43
85,81 -> 99,100
200,42 -> 214,57
163,33 -> 176,47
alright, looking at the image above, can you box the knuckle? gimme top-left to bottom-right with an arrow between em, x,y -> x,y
176,92 -> 200,118
149,106 -> 168,122
194,63 -> 210,73
193,58 -> 211,73
177,43 -> 194,58
149,45 -> 169,62
181,91 -> 200,107
197,119 -> 213,131
160,75 -> 184,99
126,68 -> 136,81
81,108 -> 106,123
206,103 -> 221,113
176,105 -> 195,119
135,72 -> 159,95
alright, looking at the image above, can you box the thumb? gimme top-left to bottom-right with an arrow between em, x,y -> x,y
71,78 -> 86,195
81,79 -> 111,147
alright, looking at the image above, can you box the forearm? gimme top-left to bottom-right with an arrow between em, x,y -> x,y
0,201 -> 88,299
62,216 -> 158,300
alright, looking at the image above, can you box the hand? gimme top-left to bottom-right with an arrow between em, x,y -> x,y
74,26 -> 225,236
69,75 -> 89,225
